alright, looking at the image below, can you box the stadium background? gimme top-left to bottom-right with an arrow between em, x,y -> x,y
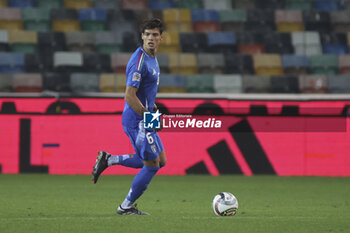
1,0 -> 350,177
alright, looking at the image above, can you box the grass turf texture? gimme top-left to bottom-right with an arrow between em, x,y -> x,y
0,175 -> 349,233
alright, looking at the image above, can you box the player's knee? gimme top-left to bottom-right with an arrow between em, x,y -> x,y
159,151 -> 166,165
159,162 -> 166,168
159,157 -> 166,166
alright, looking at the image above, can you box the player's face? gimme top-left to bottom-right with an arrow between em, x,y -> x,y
142,28 -> 162,55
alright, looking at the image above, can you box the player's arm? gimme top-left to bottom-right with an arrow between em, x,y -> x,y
125,86 -> 148,117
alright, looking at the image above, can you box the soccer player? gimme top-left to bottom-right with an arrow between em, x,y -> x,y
92,18 -> 166,215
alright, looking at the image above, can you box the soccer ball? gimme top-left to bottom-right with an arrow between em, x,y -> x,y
212,192 -> 238,216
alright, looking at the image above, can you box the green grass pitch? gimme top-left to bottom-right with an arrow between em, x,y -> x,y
0,175 -> 349,233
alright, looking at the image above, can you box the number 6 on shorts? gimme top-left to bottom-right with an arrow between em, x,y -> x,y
146,132 -> 154,144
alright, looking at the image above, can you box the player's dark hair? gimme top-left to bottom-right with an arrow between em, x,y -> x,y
140,18 -> 164,34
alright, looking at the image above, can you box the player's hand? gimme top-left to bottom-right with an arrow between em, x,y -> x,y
153,103 -> 158,112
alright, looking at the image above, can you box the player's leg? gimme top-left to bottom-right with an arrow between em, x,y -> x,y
149,132 -> 166,168
109,145 -> 164,169
117,158 -> 159,215
158,150 -> 166,168
92,126 -> 144,184
92,151 -> 144,184
106,125 -> 144,168
117,131 -> 163,215
107,153 -> 143,168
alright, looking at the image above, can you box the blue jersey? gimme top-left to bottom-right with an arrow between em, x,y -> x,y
122,47 -> 160,128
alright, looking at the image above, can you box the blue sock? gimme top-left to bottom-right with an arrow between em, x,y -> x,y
108,154 -> 143,168
126,166 -> 159,202
119,156 -> 143,168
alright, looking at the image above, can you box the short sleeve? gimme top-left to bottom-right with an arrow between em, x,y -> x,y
126,52 -> 147,89
126,64 -> 143,88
